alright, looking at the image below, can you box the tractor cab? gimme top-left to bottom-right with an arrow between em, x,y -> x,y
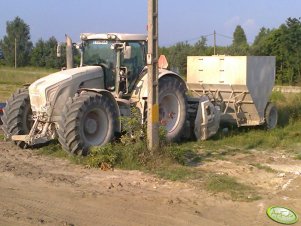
80,33 -> 147,97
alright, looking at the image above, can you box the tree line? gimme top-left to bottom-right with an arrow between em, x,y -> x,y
0,17 -> 66,68
160,17 -> 301,85
1,16 -> 301,85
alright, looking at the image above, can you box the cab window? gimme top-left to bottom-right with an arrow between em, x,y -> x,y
122,41 -> 146,91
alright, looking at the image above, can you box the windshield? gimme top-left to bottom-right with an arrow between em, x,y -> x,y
83,40 -> 116,67
82,39 -> 147,93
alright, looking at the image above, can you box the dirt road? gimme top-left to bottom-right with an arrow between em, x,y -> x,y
0,140 -> 301,226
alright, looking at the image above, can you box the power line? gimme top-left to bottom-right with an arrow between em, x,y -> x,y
216,33 -> 233,40
178,31 -> 233,45
183,33 -> 214,43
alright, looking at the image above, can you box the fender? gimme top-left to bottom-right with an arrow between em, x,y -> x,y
130,69 -> 188,122
132,69 -> 187,101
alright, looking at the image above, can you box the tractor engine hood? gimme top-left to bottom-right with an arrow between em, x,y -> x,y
29,66 -> 103,114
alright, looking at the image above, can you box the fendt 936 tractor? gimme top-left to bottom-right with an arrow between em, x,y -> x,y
1,33 -> 204,155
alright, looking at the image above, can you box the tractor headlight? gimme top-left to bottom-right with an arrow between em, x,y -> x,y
107,34 -> 117,40
80,34 -> 88,41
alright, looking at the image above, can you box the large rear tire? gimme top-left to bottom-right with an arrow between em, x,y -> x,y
159,77 -> 187,141
58,92 -> 117,156
1,87 -> 33,148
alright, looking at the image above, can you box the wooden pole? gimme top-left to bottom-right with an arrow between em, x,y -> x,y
14,38 -> 17,68
147,0 -> 159,151
213,30 -> 216,55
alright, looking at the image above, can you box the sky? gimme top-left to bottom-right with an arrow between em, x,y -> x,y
0,0 -> 301,47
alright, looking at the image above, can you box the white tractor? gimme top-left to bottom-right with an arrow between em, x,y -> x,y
1,33 -> 197,155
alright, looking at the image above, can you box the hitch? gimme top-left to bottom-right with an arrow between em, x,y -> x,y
11,117 -> 53,146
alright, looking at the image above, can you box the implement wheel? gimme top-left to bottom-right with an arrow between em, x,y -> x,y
264,102 -> 278,129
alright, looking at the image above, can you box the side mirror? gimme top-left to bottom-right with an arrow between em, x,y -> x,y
124,45 -> 132,60
75,43 -> 82,50
57,43 -> 62,58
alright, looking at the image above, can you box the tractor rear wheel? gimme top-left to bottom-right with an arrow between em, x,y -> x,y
159,77 -> 187,141
1,87 -> 33,148
58,92 -> 117,156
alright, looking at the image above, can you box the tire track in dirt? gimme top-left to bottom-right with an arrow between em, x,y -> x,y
0,141 -> 221,226
1,140 -> 301,226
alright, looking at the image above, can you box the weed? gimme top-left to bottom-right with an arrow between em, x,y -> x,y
250,163 -> 276,173
37,142 -> 68,158
163,144 -> 202,165
88,144 -> 121,168
119,107 -> 145,144
270,90 -> 286,103
153,166 -> 200,181
296,153 -> 301,160
205,174 -> 261,201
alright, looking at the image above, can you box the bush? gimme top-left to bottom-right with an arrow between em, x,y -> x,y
84,106 -> 203,170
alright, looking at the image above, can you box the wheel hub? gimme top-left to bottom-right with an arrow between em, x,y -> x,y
85,118 -> 98,134
159,93 -> 180,132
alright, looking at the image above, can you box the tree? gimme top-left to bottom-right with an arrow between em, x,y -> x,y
167,41 -> 193,76
233,25 -> 248,46
44,36 -> 61,68
231,25 -> 249,55
250,27 -> 272,55
252,18 -> 301,85
192,36 -> 208,55
0,17 -> 32,66
31,36 -> 66,68
278,18 -> 301,84
30,39 -> 46,67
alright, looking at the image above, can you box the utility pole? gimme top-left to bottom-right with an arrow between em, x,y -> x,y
213,30 -> 216,55
147,0 -> 159,151
14,38 -> 17,68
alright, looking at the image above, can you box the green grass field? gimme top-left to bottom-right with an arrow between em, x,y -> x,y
0,66 -> 57,102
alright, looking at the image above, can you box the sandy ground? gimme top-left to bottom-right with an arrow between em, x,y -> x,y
0,140 -> 301,226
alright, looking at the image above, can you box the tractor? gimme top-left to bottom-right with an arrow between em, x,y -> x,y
1,33 -> 277,156
1,33 -> 192,155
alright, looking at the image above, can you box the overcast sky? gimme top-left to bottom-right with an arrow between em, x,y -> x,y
0,0 -> 300,46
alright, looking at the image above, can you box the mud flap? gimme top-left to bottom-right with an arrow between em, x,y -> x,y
194,96 -> 220,140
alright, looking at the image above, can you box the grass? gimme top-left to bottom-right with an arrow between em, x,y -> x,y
199,124 -> 301,152
194,91 -> 301,157
249,163 -> 276,173
296,153 -> 301,160
0,66 -> 56,84
205,174 -> 261,201
0,66 -> 57,101
37,142 -> 260,201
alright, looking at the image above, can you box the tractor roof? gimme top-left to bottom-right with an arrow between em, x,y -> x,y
80,33 -> 147,41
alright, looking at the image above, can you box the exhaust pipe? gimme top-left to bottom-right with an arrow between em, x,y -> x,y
65,34 -> 73,69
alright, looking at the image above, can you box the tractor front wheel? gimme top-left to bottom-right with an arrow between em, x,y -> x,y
1,87 -> 33,148
58,92 -> 118,156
